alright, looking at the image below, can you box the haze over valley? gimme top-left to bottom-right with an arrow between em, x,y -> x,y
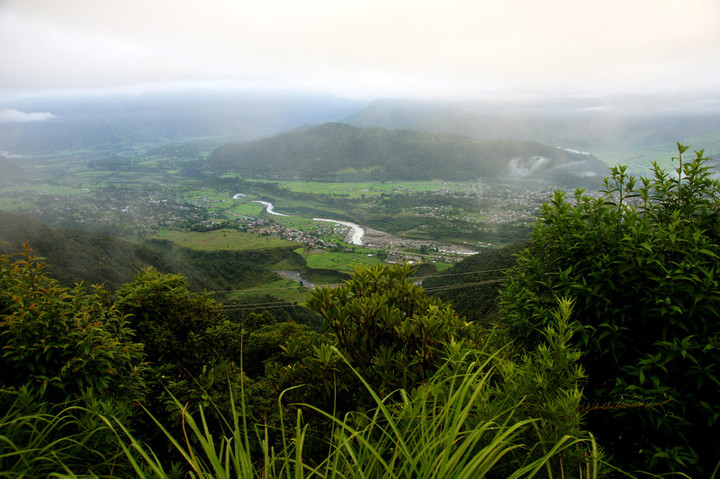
1,80 -> 720,292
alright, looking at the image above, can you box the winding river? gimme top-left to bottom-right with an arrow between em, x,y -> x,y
250,199 -> 365,245
252,200 -> 289,217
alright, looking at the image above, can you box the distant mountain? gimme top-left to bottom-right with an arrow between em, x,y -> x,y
343,98 -> 720,168
0,91 -> 365,157
207,122 -> 607,184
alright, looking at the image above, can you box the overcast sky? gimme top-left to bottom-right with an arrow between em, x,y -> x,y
1,0 -> 720,101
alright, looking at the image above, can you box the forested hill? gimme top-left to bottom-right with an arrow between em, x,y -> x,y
207,122 -> 607,183
0,211 -> 303,292
423,243 -> 526,325
342,98 -> 720,167
0,211 -> 152,289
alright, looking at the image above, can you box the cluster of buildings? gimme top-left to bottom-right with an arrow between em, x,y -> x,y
244,222 -> 337,250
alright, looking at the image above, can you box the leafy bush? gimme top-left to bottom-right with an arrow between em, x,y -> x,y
114,268 -> 230,375
0,245 -> 148,476
0,244 -> 145,401
282,264 -> 482,410
113,267 -> 254,454
500,144 -> 720,475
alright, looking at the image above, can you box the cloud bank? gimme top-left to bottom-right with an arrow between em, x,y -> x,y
0,109 -> 56,123
1,0 -> 719,99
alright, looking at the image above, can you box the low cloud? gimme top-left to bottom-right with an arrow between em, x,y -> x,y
0,109 -> 56,123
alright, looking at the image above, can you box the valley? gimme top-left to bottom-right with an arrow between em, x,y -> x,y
4,94 -> 716,307
0,141 -> 552,302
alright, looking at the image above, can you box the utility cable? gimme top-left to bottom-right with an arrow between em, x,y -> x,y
211,267 -> 509,295
220,276 -> 507,311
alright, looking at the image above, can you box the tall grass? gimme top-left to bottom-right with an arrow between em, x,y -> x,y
306,348 -> 597,479
96,348 -> 601,479
0,387 -> 126,478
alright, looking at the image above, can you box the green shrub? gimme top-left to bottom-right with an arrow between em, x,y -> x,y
0,244 -> 145,401
282,264 -> 483,410
114,268 -> 230,375
500,144 -> 720,475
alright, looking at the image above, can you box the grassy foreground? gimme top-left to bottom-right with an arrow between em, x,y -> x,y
154,229 -> 296,251
97,349 -> 601,479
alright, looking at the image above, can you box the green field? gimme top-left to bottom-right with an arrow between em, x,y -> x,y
0,197 -> 37,211
250,179 -> 485,198
154,229 -> 295,251
226,202 -> 267,216
222,277 -> 310,303
305,250 -> 382,273
1,184 -> 88,196
433,262 -> 453,273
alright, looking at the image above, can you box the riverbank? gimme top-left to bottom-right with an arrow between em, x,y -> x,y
241,194 -> 480,257
248,197 -> 365,245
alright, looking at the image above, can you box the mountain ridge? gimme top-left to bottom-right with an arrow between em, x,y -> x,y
342,98 -> 720,167
207,122 -> 606,184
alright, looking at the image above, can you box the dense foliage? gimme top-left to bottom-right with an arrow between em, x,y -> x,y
0,244 -> 145,401
280,264 -> 483,411
0,245 -> 146,476
0,245 -> 597,477
500,144 -> 720,475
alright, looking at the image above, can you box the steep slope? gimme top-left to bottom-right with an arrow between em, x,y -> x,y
207,122 -> 606,184
0,211 -> 304,292
0,211 -> 151,290
423,243 -> 525,325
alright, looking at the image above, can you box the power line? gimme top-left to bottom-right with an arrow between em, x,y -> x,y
212,284 -> 316,294
223,301 -> 298,312
211,267 -> 510,295
220,275 -> 507,311
415,268 -> 508,281
222,299 -> 299,309
423,278 -> 506,293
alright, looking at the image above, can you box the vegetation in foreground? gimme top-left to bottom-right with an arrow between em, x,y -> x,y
500,144 -> 720,475
1,144 -> 719,477
0,249 -> 595,478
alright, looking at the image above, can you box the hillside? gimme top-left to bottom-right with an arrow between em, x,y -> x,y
343,98 -> 720,168
0,211 -> 304,292
423,243 -> 525,324
207,122 -> 606,184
